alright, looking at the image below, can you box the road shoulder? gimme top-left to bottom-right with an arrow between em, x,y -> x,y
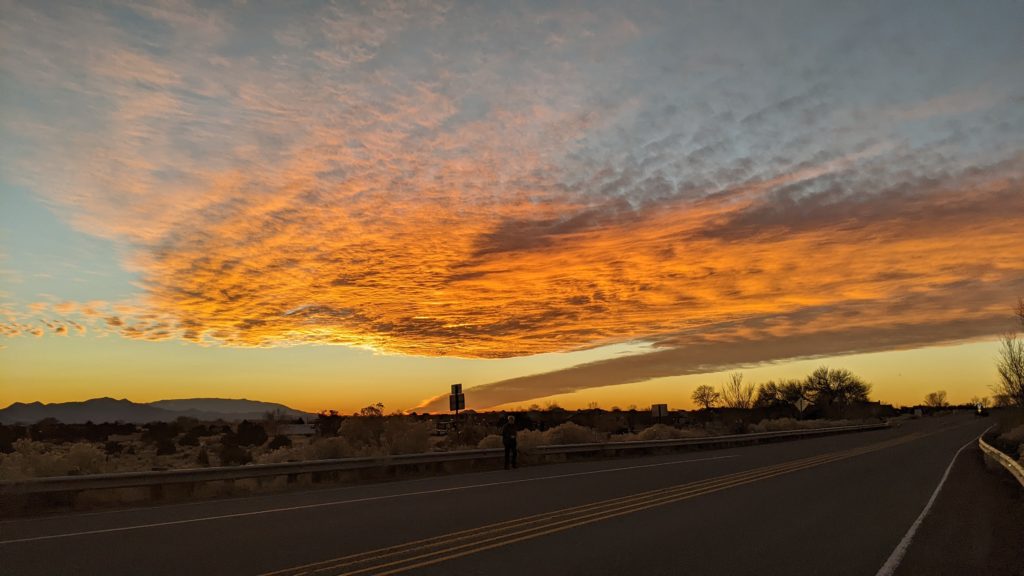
893,444 -> 1024,576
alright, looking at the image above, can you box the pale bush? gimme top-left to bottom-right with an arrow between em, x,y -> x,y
254,445 -> 303,464
476,424 -> 605,450
382,419 -> 433,455
308,437 -> 359,459
611,424 -> 707,442
255,436 -> 360,464
542,422 -> 606,445
65,443 -> 106,474
478,434 -> 503,449
0,439 -> 109,479
0,450 -> 31,480
10,439 -> 74,478
339,417 -> 384,448
759,418 -> 801,431
517,429 -> 545,450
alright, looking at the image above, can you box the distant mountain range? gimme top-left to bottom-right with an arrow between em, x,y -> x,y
0,397 -> 317,424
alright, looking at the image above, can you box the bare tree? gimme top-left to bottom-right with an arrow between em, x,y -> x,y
691,385 -> 721,410
992,297 -> 1024,407
923,390 -> 948,408
969,396 -> 990,408
720,373 -> 755,409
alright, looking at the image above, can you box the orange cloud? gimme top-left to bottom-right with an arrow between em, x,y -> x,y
79,156 -> 1023,363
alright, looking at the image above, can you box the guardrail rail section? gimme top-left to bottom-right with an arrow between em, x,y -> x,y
978,435 -> 1024,487
0,422 -> 889,500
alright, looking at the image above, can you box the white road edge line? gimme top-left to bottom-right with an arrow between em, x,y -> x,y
874,425 -> 993,576
0,454 -> 737,545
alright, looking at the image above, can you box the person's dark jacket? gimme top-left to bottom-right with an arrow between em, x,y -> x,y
501,422 -> 517,446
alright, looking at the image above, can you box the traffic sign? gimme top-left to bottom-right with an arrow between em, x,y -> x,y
651,404 -> 669,418
449,393 -> 465,411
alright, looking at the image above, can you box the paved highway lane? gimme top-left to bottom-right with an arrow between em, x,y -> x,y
0,415 -> 1008,576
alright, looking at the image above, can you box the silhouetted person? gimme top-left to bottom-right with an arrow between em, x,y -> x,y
501,415 -> 517,469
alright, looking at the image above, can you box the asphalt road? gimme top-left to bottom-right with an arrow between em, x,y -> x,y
1,414 -> 1019,576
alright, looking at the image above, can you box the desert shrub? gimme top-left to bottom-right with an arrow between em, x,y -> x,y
28,418 -> 64,443
481,422 -> 604,451
448,422 -> 490,448
178,428 -> 202,446
314,410 -> 344,437
997,423 -> 1024,444
612,424 -> 707,442
542,422 -> 606,445
0,439 -> 109,479
996,424 -> 1024,459
220,431 -> 240,447
757,418 -> 798,432
252,436 -> 362,464
308,436 -> 358,459
591,414 -> 630,435
196,446 -> 210,467
516,429 -> 545,451
103,441 -> 124,455
478,434 -> 503,449
268,435 -> 292,450
235,420 -> 268,447
155,438 -> 177,456
218,443 -> 252,466
65,443 -> 106,474
382,419 -> 432,455
141,421 -> 179,444
0,424 -> 21,453
339,417 -> 384,448
254,447 -> 299,464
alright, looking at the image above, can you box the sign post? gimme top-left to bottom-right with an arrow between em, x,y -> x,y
449,384 -> 465,429
651,403 -> 669,424
794,397 -> 810,419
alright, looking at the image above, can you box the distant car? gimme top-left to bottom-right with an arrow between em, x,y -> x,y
974,405 -> 989,417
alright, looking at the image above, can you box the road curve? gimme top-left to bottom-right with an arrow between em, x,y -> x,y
0,414 -> 1014,576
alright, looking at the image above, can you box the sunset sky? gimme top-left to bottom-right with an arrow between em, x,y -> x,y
1,0 -> 1022,414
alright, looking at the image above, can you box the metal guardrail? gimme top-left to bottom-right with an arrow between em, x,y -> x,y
533,423 -> 889,454
0,448 -> 503,496
0,422 -> 888,497
979,435 -> 1024,487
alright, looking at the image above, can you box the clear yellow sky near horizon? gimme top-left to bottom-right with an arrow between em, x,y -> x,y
0,330 -> 1005,414
1,1 -> 1022,416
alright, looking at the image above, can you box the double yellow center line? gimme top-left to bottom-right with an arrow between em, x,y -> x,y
262,431 -> 925,576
